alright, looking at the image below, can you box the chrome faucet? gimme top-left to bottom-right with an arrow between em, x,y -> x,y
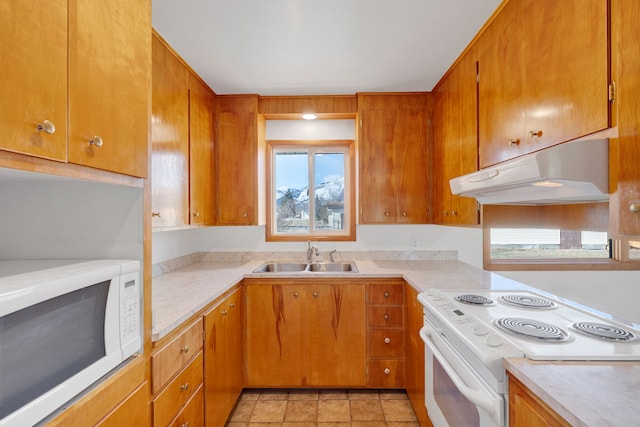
329,250 -> 337,262
306,240 -> 319,262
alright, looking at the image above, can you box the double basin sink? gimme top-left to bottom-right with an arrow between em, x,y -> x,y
253,261 -> 358,273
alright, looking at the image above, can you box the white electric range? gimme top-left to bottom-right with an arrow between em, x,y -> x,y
417,289 -> 640,427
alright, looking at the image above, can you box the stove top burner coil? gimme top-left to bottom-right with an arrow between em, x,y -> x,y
572,322 -> 637,342
495,317 -> 570,342
455,294 -> 494,305
499,294 -> 557,310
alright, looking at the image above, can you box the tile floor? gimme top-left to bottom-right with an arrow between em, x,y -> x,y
226,389 -> 421,426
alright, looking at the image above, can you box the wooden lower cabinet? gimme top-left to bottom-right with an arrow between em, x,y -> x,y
405,285 -> 432,426
245,279 -> 367,387
204,288 -> 244,426
96,382 -> 150,427
508,374 -> 571,427
366,280 -> 405,388
151,319 -> 204,426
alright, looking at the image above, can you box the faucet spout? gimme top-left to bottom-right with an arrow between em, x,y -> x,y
306,240 -> 319,262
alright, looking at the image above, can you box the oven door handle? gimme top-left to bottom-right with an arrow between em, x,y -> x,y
420,326 -> 498,418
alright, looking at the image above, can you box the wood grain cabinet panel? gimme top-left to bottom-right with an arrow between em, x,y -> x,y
508,374 -> 571,427
1,0 -> 150,177
430,47 -> 479,225
168,385 -> 204,427
611,0 -> 640,236
153,353 -> 203,427
151,34 -> 190,227
0,0 -> 68,162
216,95 -> 263,225
245,279 -> 366,387
188,75 -> 216,226
358,93 -> 429,224
68,0 -> 150,177
204,289 -> 243,426
478,0 -> 610,168
366,280 -> 405,388
96,382 -> 150,427
151,318 -> 203,394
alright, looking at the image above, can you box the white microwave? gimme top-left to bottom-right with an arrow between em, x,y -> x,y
0,259 -> 141,427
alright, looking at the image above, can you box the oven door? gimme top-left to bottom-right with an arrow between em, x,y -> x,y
420,323 -> 505,427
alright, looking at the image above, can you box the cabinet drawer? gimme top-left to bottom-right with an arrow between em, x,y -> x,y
368,329 -> 404,357
368,359 -> 404,387
168,384 -> 204,427
151,319 -> 203,393
368,283 -> 404,305
153,352 -> 203,427
368,305 -> 403,328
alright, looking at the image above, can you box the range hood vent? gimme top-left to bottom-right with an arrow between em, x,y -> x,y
450,139 -> 609,205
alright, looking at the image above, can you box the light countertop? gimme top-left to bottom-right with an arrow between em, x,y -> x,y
151,252 -> 640,426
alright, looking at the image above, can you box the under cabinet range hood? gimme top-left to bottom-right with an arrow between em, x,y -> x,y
450,139 -> 609,205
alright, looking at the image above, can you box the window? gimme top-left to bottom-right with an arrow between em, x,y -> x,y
266,140 -> 355,241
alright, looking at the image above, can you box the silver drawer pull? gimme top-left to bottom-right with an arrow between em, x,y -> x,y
88,135 -> 103,147
180,423 -> 190,427
181,382 -> 189,391
384,314 -> 389,321
180,345 -> 189,353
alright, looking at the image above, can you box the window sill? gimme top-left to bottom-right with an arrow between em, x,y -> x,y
485,258 -> 640,271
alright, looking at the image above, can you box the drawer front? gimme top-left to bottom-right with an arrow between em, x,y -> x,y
368,329 -> 404,357
368,283 -> 404,305
368,305 -> 403,328
153,352 -> 203,427
152,319 -> 203,394
168,384 -> 204,427
368,359 -> 404,387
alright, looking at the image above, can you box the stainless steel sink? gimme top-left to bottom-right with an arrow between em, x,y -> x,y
253,262 -> 308,273
252,261 -> 358,273
308,262 -> 358,272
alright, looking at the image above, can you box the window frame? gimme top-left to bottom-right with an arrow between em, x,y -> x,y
265,139 -> 356,242
482,203 -> 640,271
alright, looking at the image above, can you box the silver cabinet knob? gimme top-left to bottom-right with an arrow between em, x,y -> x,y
180,345 -> 189,353
384,212 -> 391,217
242,212 -> 248,218
221,310 -> 228,316
36,120 -> 56,134
384,368 -> 391,375
383,291 -> 389,298
312,291 -> 319,298
383,314 -> 389,321
229,303 -> 236,308
402,211 -> 407,217
630,203 -> 640,214
293,291 -> 299,298
180,423 -> 189,427
180,382 -> 189,391
508,139 -> 519,146
88,135 -> 103,147
528,130 -> 542,138
192,212 -> 200,218
384,337 -> 391,344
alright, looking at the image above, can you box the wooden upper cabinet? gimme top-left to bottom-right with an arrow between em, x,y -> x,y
358,93 -> 429,224
430,48 -> 479,225
611,0 -> 640,236
0,0 -> 68,162
68,0 -> 150,177
1,0 -> 149,178
188,75 -> 216,226
151,34 -> 189,227
216,95 -> 262,225
478,0 -> 610,168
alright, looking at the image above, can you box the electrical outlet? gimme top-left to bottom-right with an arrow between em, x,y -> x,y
410,237 -> 419,249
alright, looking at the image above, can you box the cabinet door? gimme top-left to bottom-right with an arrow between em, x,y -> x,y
245,284 -> 304,386
522,0 -> 609,152
216,95 -> 258,225
307,284 -> 366,386
612,0 -> 640,235
404,286 -> 430,425
395,109 -> 429,223
189,75 -> 216,226
509,375 -> 571,427
0,0 -> 68,161
68,0 -> 150,177
359,109 -> 398,223
151,35 -> 189,227
432,49 -> 479,225
96,382 -> 150,427
204,289 -> 243,426
478,0 -> 525,168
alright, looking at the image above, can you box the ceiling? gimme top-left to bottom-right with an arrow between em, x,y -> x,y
152,0 -> 502,96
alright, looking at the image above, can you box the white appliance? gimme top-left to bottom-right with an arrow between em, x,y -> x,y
0,259 -> 141,427
418,289 -> 640,427
449,139 -> 609,205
